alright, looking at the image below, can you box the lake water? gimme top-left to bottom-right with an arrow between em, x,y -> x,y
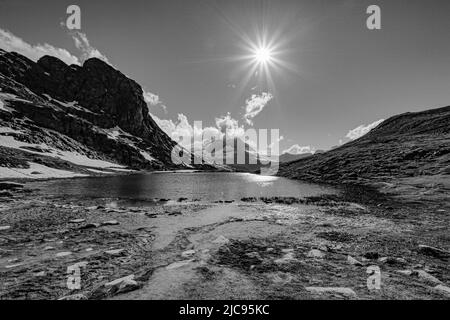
30,172 -> 335,202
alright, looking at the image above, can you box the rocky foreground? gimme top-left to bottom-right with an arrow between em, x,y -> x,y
0,182 -> 448,300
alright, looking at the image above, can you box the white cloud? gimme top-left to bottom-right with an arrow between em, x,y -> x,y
69,31 -> 109,63
215,112 -> 245,138
152,113 -> 221,150
0,28 -> 80,65
144,91 -> 167,113
0,28 -> 110,66
144,91 -> 161,106
345,119 -> 384,140
282,144 -> 314,155
243,92 -> 273,125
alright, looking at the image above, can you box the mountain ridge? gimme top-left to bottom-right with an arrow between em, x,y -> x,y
277,105 -> 450,188
0,49 -> 210,177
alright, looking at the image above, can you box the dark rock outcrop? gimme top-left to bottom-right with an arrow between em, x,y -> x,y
0,49 -> 207,170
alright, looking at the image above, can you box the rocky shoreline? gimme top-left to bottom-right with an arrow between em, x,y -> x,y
0,180 -> 449,300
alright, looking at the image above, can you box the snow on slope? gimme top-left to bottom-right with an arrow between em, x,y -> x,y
0,126 -> 124,169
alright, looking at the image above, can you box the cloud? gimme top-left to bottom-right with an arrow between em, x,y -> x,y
69,31 -> 109,63
345,119 -> 384,140
0,28 -> 80,65
282,144 -> 314,155
0,28 -> 109,66
243,92 -> 273,125
152,113 -> 221,150
215,112 -> 245,138
144,91 -> 167,113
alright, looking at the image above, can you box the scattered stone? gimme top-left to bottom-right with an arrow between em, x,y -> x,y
266,248 -> 275,252
268,272 -> 293,284
0,225 -> 11,231
378,257 -> 407,265
274,253 -> 297,264
168,211 -> 182,216
213,235 -> 230,245
181,250 -> 196,258
417,245 -> 449,259
79,223 -> 100,229
307,249 -> 325,259
347,255 -> 363,266
44,246 -> 55,251
5,263 -> 24,269
34,271 -> 46,277
305,287 -> 357,298
85,248 -> 94,252
166,259 -> 194,270
7,258 -> 20,263
281,248 -> 294,254
105,249 -> 125,256
101,220 -> 119,226
58,294 -> 87,300
69,218 -> 86,223
105,275 -> 135,288
433,284 -> 450,297
396,270 -> 413,276
413,270 -> 442,285
55,251 -> 72,258
105,275 -> 139,294
245,252 -> 262,260
363,252 -> 379,260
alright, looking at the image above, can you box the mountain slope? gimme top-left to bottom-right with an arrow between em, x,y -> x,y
203,137 -> 277,172
278,106 -> 450,185
279,152 -> 313,163
0,49 -> 207,177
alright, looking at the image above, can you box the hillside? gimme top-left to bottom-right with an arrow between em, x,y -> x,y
278,106 -> 450,196
0,49 -> 210,178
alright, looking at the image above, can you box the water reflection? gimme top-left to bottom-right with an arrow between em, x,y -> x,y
30,172 -> 335,202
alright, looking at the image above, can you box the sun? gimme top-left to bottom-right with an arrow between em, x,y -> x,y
253,46 -> 273,64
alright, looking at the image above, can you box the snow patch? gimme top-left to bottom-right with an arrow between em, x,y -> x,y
0,128 -> 124,169
0,162 -> 87,179
87,168 -> 115,174
139,150 -> 155,162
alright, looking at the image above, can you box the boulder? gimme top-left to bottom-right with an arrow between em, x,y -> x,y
306,249 -> 325,259
413,270 -> 442,285
58,294 -> 87,300
347,255 -> 363,266
433,284 -> 450,297
305,287 -> 357,298
417,245 -> 449,259
181,250 -> 196,258
105,249 -> 125,256
55,251 -> 72,258
166,259 -> 194,270
213,235 -> 230,245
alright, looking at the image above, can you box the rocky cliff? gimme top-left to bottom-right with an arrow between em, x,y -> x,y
0,49 -> 207,177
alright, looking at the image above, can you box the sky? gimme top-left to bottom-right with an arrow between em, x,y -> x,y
1,0 -> 450,154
